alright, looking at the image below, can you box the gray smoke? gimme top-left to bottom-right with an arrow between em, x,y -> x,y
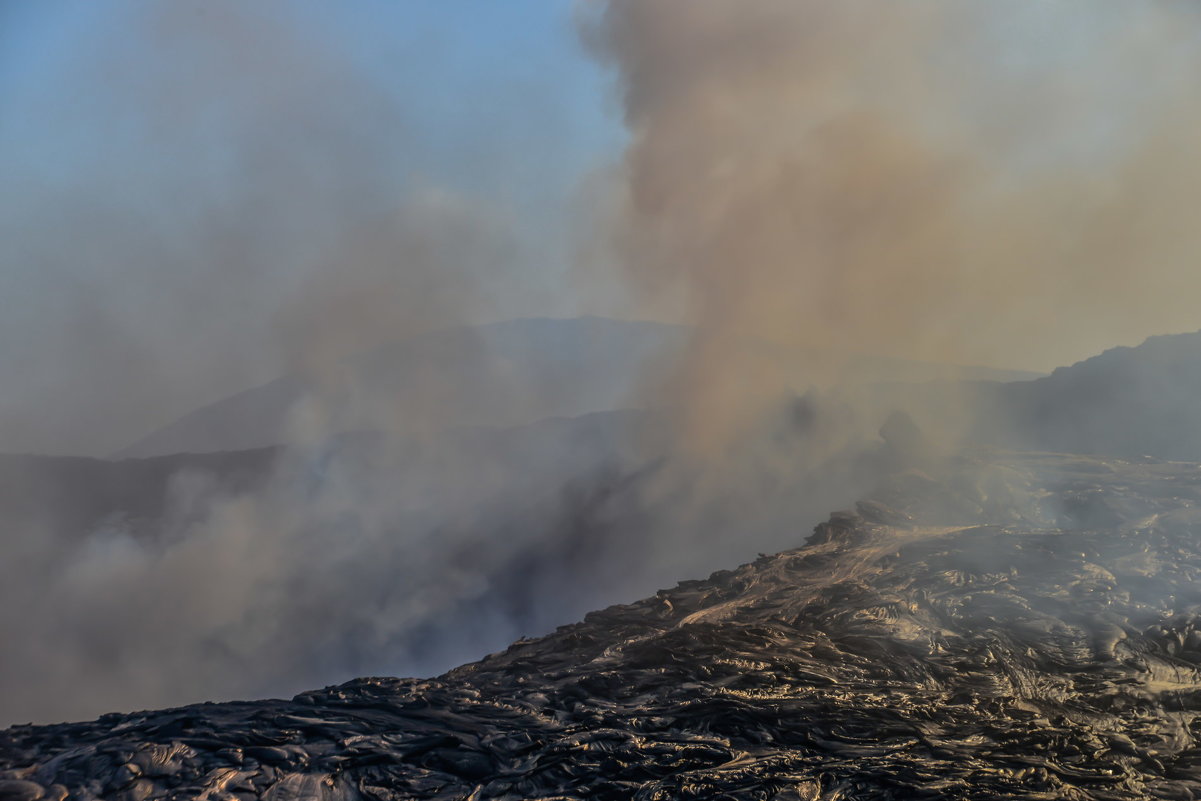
0,1 -> 578,457
0,0 -> 619,723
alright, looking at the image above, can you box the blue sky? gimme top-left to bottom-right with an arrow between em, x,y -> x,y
1,2 -> 623,192
0,1 -> 627,454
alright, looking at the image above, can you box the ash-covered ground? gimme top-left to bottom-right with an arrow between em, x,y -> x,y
6,451 -> 1201,800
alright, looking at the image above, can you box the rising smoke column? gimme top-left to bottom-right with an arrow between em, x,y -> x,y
583,0 -> 1201,447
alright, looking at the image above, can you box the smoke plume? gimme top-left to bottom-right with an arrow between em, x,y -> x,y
0,0 -> 617,723
582,0 -> 1201,446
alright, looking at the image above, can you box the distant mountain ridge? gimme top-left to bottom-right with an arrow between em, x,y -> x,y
113,318 -> 687,458
115,316 -> 1042,458
983,328 -> 1201,459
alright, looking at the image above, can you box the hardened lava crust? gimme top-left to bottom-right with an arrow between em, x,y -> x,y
6,453 -> 1201,799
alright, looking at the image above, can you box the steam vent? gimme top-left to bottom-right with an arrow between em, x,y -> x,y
6,452 -> 1201,799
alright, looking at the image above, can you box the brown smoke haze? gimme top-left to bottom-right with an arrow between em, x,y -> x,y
583,0 -> 1201,444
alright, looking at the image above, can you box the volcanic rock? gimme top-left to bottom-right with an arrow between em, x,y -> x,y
6,452 -> 1201,798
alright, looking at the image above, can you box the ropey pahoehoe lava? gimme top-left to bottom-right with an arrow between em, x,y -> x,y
6,451 -> 1201,800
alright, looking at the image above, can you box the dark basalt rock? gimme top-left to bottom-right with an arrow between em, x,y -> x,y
6,453 -> 1201,799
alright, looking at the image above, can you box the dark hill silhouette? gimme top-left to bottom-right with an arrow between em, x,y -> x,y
115,317 -> 1041,458
114,318 -> 689,458
984,329 -> 1201,459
